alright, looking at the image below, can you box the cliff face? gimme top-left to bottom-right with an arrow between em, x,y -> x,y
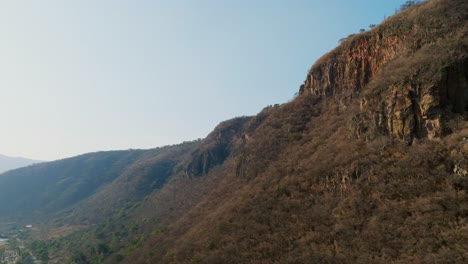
443,61 -> 468,114
184,117 -> 252,177
359,58 -> 468,142
184,108 -> 276,177
301,0 -> 468,142
302,35 -> 406,98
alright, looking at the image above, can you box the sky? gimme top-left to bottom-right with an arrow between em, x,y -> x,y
0,0 -> 407,161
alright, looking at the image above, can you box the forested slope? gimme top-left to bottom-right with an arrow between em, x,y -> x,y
0,0 -> 466,263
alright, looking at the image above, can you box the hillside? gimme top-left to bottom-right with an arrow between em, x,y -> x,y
0,143 -> 199,222
124,0 -> 467,262
0,154 -> 41,174
0,0 -> 467,263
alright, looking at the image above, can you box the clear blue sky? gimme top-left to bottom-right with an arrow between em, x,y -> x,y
0,0 -> 407,161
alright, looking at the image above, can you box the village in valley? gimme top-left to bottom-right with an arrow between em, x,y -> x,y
0,224 -> 40,264
1,249 -> 19,264
0,236 -> 18,264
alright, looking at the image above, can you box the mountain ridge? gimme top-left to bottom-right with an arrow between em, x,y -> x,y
301,0 -> 468,142
0,0 -> 466,263
0,153 -> 42,174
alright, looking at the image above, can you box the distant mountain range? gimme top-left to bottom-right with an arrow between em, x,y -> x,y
0,154 -> 42,174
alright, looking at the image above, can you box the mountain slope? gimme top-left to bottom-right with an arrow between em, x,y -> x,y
121,0 -> 467,263
0,150 -> 146,220
0,142 -> 199,222
0,0 -> 467,263
0,154 -> 41,174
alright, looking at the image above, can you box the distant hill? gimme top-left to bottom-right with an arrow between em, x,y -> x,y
0,154 -> 42,174
0,143 -> 199,221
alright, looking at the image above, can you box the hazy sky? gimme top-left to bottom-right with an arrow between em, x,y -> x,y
0,0 -> 406,161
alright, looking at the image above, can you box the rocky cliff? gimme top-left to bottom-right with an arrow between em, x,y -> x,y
184,117 -> 252,177
300,0 -> 468,142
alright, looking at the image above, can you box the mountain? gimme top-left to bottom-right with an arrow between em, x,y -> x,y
0,0 -> 467,263
0,143 -> 199,222
0,154 -> 42,174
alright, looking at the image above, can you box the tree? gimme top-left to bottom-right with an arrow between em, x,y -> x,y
399,0 -> 421,11
96,243 -> 110,255
71,252 -> 89,264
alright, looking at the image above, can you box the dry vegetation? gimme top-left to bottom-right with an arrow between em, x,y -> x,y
3,0 -> 467,263
126,95 -> 466,263
121,1 -> 467,262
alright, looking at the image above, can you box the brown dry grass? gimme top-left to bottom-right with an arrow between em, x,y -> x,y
28,1 -> 468,263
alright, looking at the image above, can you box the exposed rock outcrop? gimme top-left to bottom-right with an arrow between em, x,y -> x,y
300,0 -> 468,142
184,117 -> 251,177
302,35 -> 406,99
184,107 -> 277,177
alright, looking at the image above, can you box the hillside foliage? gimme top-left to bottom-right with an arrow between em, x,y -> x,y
0,0 -> 467,263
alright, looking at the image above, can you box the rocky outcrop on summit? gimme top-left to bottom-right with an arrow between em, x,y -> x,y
301,34 -> 406,98
301,0 -> 468,142
184,107 -> 278,177
184,117 -> 252,177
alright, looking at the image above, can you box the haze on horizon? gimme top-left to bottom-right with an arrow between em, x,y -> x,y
0,0 -> 407,161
